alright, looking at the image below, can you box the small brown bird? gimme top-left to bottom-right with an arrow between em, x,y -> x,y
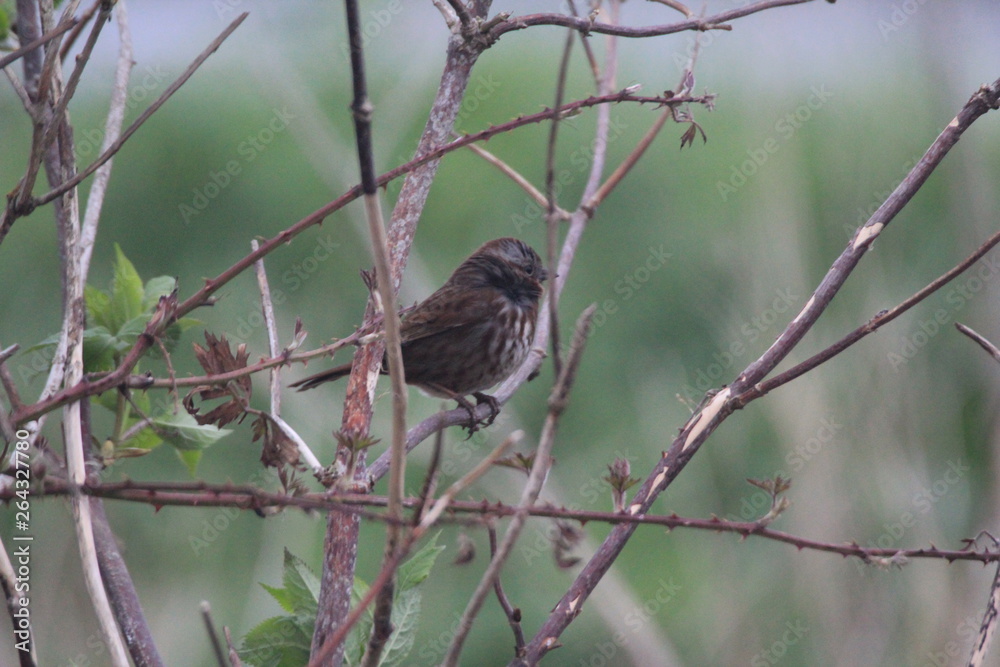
291,237 -> 548,427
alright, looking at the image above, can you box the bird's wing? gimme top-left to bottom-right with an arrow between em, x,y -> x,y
399,287 -> 494,343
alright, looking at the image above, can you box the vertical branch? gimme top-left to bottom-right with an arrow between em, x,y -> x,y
343,1 -> 408,665
22,1 -> 130,664
311,3 -> 495,664
544,28 -> 575,378
80,0 -> 133,280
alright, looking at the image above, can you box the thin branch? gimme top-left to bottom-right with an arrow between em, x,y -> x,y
304,435 -> 518,667
444,0 -> 473,30
418,431 -> 519,530
58,0 -> 103,62
80,0 -> 134,282
737,226 -> 1000,404
545,27 -> 575,379
30,13 -> 249,210
18,478 -> 1000,564
8,0 -> 81,216
201,601 -> 228,667
0,16 -> 78,70
462,142 -> 568,219
648,0 -> 694,18
343,1 -> 408,663
969,553 -> 1000,666
956,322 -> 1000,365
488,524 -> 526,657
443,305 -> 596,667
490,0 -> 818,40
90,494 -> 164,666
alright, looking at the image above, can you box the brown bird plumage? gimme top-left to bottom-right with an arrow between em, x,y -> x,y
290,238 -> 548,425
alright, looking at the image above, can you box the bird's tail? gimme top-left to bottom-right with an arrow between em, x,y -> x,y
289,362 -> 355,391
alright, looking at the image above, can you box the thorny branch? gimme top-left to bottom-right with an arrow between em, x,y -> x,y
8,479 -> 1000,566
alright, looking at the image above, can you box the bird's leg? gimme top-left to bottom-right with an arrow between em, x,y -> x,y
471,392 -> 501,426
452,395 -> 483,435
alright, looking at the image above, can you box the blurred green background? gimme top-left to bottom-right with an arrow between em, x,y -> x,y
2,1 -> 1000,665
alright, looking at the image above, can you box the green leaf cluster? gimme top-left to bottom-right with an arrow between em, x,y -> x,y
240,536 -> 445,667
29,245 -> 224,472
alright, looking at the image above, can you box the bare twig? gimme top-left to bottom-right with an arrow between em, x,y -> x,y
490,0 -> 820,40
969,536 -> 1000,667
250,239 -> 322,473
80,0 -> 134,282
31,13 -> 249,210
956,322 -> 1000,365
648,0 -> 694,18
0,16 -> 78,70
462,142 -> 568,218
738,227 -> 1000,404
488,524 -> 526,656
201,601 -> 228,667
418,431 -> 520,530
545,27 -> 575,379
90,494 -> 164,666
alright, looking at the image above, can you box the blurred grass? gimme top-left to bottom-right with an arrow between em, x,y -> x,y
2,1 -> 1000,666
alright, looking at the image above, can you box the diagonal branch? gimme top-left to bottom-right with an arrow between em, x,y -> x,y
515,76 -> 1000,665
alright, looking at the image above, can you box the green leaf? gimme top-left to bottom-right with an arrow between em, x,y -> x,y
85,284 -> 113,330
281,548 -> 320,618
142,275 -> 177,311
109,243 -> 144,332
153,412 -> 231,451
80,327 -> 122,373
260,582 -> 296,614
238,616 -> 312,667
0,8 -> 10,42
397,533 -> 444,592
380,589 -> 421,667
176,449 -> 202,476
122,425 -> 162,451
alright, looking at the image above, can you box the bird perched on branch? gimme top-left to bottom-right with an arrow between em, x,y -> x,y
291,237 -> 548,429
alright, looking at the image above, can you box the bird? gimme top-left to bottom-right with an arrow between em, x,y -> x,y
290,237 -> 548,428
